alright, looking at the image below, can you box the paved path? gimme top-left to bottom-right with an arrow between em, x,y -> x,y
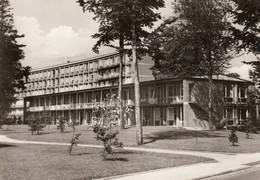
1,135 -> 260,180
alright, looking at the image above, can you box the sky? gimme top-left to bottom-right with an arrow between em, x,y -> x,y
9,0 -> 257,80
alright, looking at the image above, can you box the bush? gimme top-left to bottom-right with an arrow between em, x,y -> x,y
57,116 -> 67,133
93,124 -> 123,157
17,117 -> 23,124
27,114 -> 46,135
229,128 -> 238,146
92,94 -> 124,159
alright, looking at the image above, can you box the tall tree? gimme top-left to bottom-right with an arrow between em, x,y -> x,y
149,0 -> 233,130
230,0 -> 260,55
77,0 -> 164,144
229,0 -> 260,86
0,0 -> 30,121
77,0 -> 133,129
129,0 -> 164,144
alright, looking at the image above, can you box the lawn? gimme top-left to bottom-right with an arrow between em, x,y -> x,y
0,143 -> 212,180
1,125 -> 260,153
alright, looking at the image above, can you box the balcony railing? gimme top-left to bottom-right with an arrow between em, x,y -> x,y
167,96 -> 183,104
224,97 -> 234,103
238,97 -> 247,103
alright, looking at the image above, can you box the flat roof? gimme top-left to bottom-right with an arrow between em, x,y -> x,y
31,52 -> 119,72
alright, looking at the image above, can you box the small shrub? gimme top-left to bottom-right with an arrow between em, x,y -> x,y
17,117 -> 23,124
27,114 -> 46,135
57,116 -> 67,133
93,124 -> 124,157
229,128 -> 238,146
67,120 -> 80,154
67,133 -> 81,155
92,94 -> 125,159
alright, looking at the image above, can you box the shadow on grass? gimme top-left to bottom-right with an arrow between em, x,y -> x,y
0,143 -> 16,148
230,144 -> 239,147
113,151 -> 140,155
72,152 -> 91,156
144,129 -> 225,144
105,157 -> 129,162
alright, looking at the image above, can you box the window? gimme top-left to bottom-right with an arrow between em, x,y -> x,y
224,85 -> 233,102
167,107 -> 180,126
143,108 -> 153,126
224,108 -> 234,119
237,109 -> 247,120
238,85 -> 247,102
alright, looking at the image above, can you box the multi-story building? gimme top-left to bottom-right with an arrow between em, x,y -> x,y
16,52 -> 256,129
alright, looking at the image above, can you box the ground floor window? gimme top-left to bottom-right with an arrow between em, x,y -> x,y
167,106 -> 183,126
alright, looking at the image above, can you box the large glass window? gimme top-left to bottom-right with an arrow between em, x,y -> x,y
238,86 -> 247,102
237,109 -> 247,120
224,85 -> 233,102
224,108 -> 234,119
167,83 -> 182,103
64,94 -> 70,104
167,107 -> 181,126
142,108 -> 153,126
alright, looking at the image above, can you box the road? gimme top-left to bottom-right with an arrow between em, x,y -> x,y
206,167 -> 260,180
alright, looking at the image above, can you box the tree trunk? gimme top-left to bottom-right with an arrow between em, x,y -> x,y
132,25 -> 143,145
208,74 -> 214,131
119,34 -> 125,129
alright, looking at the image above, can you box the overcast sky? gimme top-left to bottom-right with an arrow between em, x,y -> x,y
10,0 -> 256,80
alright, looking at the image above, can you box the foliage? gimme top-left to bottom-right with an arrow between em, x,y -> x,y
93,124 -> 123,158
57,116 -> 67,133
229,0 -> 260,55
229,127 -> 238,146
2,117 -> 15,130
77,0 -> 165,139
27,114 -> 46,135
92,94 -> 124,158
226,72 -> 240,79
230,0 -> 260,87
77,0 -> 129,129
40,111 -> 52,126
67,133 -> 81,155
147,19 -> 205,79
150,0 -> 233,130
192,81 -> 225,129
0,0 -> 31,120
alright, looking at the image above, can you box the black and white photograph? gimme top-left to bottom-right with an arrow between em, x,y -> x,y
0,0 -> 260,179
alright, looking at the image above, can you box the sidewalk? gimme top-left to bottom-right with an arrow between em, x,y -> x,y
1,135 -> 260,180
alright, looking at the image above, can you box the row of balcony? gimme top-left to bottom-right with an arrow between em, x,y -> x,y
225,118 -> 248,126
224,97 -> 247,103
141,97 -> 184,104
30,63 -> 126,82
27,100 -> 135,112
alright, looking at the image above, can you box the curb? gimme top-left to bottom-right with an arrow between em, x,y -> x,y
198,166 -> 251,180
96,161 -> 217,180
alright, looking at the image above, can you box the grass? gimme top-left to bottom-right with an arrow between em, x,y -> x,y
1,125 -> 260,153
0,143 -> 212,180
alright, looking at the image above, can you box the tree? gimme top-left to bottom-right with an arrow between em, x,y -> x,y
77,0 -> 164,144
229,0 -> 260,86
149,0 -> 233,130
27,114 -> 46,135
92,94 -> 124,159
147,19 -> 205,79
77,0 -> 132,129
229,128 -> 238,146
229,0 -> 260,55
0,0 -> 30,121
57,115 -> 67,133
